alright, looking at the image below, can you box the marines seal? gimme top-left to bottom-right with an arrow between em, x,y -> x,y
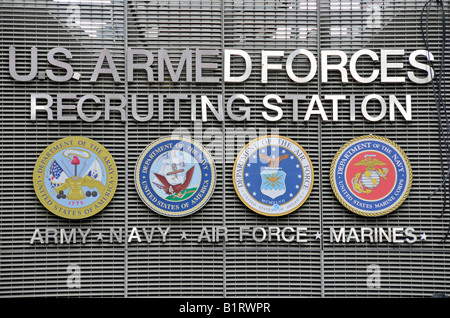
330,135 -> 412,217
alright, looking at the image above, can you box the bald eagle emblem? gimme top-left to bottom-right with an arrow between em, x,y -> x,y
258,153 -> 290,168
258,153 -> 289,199
352,155 -> 389,194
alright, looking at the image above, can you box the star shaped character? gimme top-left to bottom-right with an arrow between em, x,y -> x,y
96,232 -> 104,241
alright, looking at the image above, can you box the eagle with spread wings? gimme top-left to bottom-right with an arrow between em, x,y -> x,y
258,153 -> 290,168
153,166 -> 195,197
354,157 -> 386,171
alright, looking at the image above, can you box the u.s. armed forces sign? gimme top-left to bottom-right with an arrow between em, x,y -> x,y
33,136 -> 118,219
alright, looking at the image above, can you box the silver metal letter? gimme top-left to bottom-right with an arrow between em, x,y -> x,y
304,95 -> 328,121
261,51 -> 284,83
380,49 -> 405,83
131,94 -> 154,122
9,46 -> 38,81
195,49 -> 219,82
201,95 -> 223,122
90,49 -> 121,82
321,50 -> 348,83
226,94 -> 251,121
127,49 -> 154,82
31,94 -> 53,120
224,49 -> 252,82
105,94 -> 126,121
77,94 -> 102,122
389,95 -> 411,121
158,49 -> 192,82
285,95 -> 306,121
57,94 -> 77,121
46,47 -> 74,82
361,94 -> 386,121
324,95 -> 346,121
349,49 -> 379,83
408,50 -> 434,84
286,49 -> 317,83
262,94 -> 283,121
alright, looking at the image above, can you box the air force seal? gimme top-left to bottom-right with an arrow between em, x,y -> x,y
330,135 -> 412,217
33,136 -> 118,219
233,135 -> 314,217
135,136 -> 216,217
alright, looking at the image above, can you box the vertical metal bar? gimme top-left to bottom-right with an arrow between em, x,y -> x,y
316,0 -> 325,299
221,0 -> 227,299
123,0 -> 129,299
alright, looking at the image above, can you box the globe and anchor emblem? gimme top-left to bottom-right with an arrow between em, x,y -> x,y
351,155 -> 389,194
330,135 -> 412,217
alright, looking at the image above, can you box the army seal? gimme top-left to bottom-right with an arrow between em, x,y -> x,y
330,135 -> 412,217
135,136 -> 216,217
33,136 -> 118,219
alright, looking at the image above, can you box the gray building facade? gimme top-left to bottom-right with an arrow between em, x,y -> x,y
0,0 -> 449,297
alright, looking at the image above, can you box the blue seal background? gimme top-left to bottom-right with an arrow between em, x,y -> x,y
136,138 -> 215,216
334,139 -> 409,213
243,145 -> 304,208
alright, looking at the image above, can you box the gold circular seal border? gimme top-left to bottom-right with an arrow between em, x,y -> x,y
33,136 -> 118,220
134,136 -> 216,217
330,135 -> 413,217
232,135 -> 314,217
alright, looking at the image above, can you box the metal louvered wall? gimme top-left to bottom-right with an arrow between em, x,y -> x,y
0,0 -> 449,298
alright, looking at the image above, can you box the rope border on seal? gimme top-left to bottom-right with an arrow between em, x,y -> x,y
329,135 -> 413,217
